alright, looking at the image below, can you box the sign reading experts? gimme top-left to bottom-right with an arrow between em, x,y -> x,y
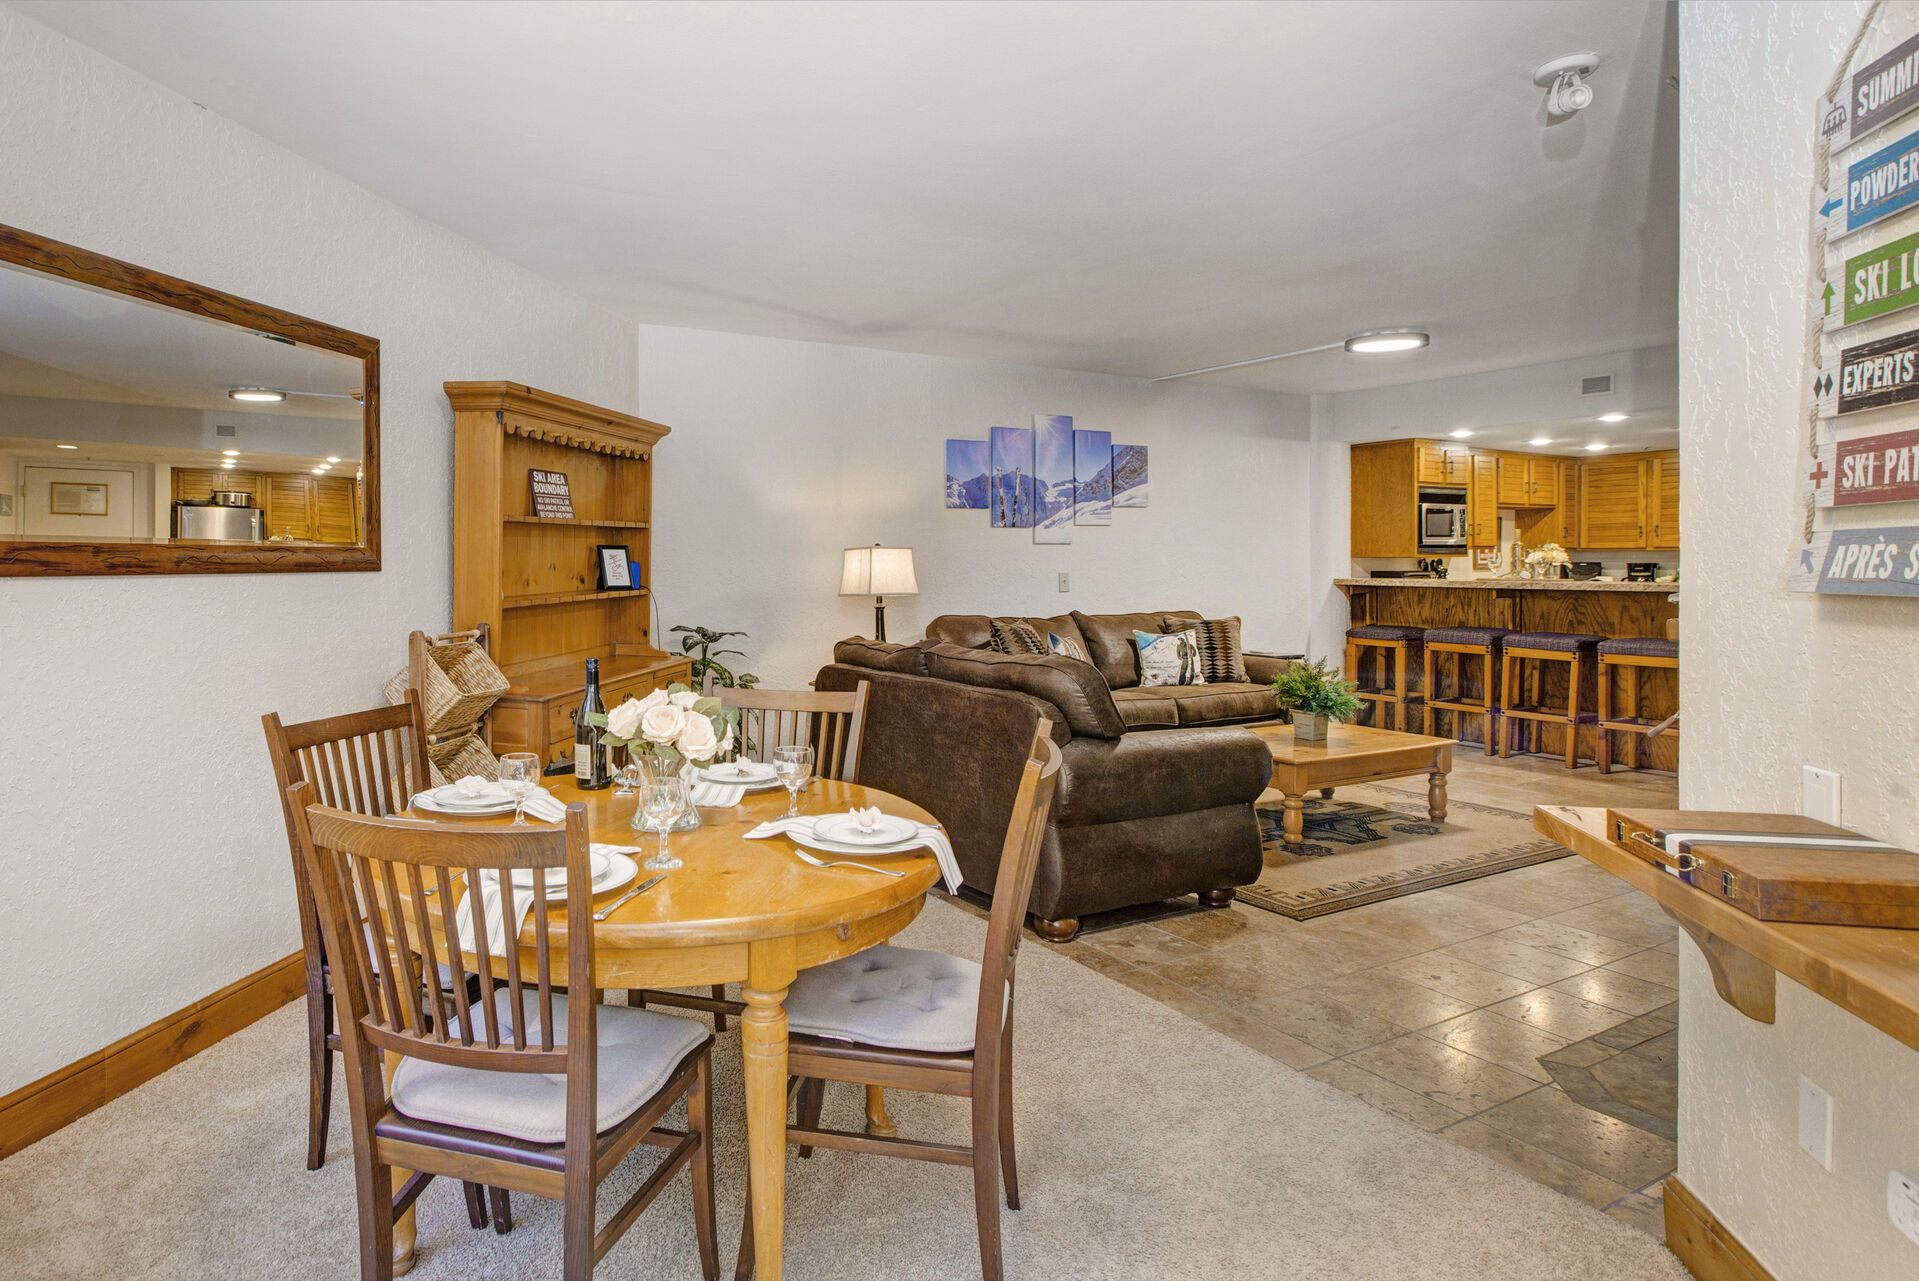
1814,325 -> 1919,416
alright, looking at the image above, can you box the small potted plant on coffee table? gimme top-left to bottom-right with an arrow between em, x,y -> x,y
1269,657 -> 1361,742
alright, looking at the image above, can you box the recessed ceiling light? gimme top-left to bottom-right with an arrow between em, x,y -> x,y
1528,437 -> 1554,446
325,456 -> 341,463
1344,329 -> 1431,355
228,387 -> 285,403
1597,412 -> 1628,423
221,449 -> 240,457
56,443 -> 78,450
1585,442 -> 1609,451
1448,429 -> 1474,439
311,467 -> 325,474
221,460 -> 236,469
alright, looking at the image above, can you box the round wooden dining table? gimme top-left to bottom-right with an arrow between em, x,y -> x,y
395,775 -> 942,1281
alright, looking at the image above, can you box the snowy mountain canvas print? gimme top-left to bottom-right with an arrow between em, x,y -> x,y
945,438 -> 988,509
1112,444 -> 1148,507
1033,414 -> 1074,543
1074,428 -> 1112,524
989,425 -> 1034,528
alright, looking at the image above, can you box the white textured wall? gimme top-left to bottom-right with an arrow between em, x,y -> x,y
635,325 -> 1311,688
0,10 -> 637,1094
1681,2 -> 1919,1276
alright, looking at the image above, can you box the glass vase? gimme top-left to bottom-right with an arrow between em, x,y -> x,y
628,755 -> 704,832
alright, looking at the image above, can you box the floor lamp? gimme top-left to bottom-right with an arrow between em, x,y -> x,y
839,545 -> 917,641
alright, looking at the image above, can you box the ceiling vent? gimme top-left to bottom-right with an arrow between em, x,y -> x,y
1579,374 -> 1615,397
216,424 -> 237,437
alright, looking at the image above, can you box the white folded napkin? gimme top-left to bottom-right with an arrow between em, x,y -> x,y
452,847 -> 632,961
744,816 -> 962,893
454,774 -> 499,799
689,781 -> 746,808
848,806 -> 884,833
520,791 -> 567,823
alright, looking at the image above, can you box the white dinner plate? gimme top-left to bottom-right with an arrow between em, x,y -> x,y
508,849 -> 612,888
412,786 -> 551,817
428,781 -> 512,807
695,762 -> 781,790
792,824 -> 926,859
811,812 -> 919,846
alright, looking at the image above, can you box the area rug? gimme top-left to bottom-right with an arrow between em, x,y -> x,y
1240,781 -> 1572,920
0,898 -> 1684,1281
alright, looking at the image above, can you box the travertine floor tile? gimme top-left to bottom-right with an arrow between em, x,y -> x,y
1342,1033 -> 1540,1114
1543,900 -> 1680,950
1420,1009 -> 1570,1083
1484,987 -> 1634,1041
1378,950 -> 1539,1006
1082,923 -> 1210,967
1312,969 -> 1479,1030
1306,1057 -> 1467,1132
1438,934 -> 1593,985
1606,1185 -> 1668,1241
1603,948 -> 1681,988
1188,1005 -> 1331,1071
1472,1085 -> 1678,1188
1247,987 -> 1410,1056
1547,968 -> 1678,1016
1439,1118 -> 1634,1211
1488,919 -> 1644,967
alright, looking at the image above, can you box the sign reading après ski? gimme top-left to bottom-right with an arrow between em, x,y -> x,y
1812,325 -> 1919,416
1821,33 -> 1919,146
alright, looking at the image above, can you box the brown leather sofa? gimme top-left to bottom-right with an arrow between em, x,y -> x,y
815,611 -> 1289,941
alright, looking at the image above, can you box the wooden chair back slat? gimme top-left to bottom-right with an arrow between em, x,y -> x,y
287,784 -> 590,1077
973,721 -> 1062,1082
719,681 -> 870,782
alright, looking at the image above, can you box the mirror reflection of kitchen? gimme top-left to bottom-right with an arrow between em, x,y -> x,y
0,258 -> 364,546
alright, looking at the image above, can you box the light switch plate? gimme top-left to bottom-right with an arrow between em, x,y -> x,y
1799,1075 -> 1833,1170
1889,1171 -> 1919,1245
1058,572 -> 1070,592
1803,766 -> 1842,826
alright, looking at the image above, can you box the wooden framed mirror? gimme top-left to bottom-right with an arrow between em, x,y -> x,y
0,224 -> 378,576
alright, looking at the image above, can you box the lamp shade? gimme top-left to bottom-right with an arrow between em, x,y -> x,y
839,545 -> 918,597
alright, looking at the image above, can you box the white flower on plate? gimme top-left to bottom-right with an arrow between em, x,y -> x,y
669,689 -> 700,709
849,806 -> 883,833
676,714 -> 718,761
604,697 -> 646,740
640,702 -> 687,744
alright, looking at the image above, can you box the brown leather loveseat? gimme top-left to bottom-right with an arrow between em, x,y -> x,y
815,611 -> 1288,941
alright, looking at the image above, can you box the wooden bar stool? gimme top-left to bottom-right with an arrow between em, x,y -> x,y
1597,637 -> 1679,773
1422,626 -> 1511,755
1499,632 -> 1603,769
1345,625 -> 1425,731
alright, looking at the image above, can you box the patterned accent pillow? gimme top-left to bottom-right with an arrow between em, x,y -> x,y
1167,615 -> 1248,683
1134,628 -> 1204,687
989,619 -> 1049,655
1046,630 -> 1089,662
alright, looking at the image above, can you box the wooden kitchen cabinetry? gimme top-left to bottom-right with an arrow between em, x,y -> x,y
172,468 -> 362,544
1496,453 -> 1560,508
1579,455 -> 1652,548
1351,439 -> 1419,556
1415,440 -> 1472,486
1468,454 -> 1500,546
1648,452 -> 1680,549
448,381 -> 690,768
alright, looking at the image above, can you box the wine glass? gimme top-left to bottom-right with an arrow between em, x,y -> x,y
641,778 -> 686,870
499,753 -> 539,825
773,744 -> 814,819
613,750 -> 646,797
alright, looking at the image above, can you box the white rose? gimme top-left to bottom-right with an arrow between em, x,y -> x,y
632,688 -> 668,716
640,702 -> 687,744
604,697 -> 646,740
675,714 -> 718,762
669,690 -> 700,709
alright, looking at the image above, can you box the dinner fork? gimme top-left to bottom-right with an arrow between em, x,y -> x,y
789,846 -> 906,877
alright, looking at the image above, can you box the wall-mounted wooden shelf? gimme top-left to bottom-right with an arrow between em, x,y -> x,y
502,516 -> 652,530
502,588 -> 650,610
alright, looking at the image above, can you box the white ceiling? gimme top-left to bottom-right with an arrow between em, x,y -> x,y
12,0 -> 1679,396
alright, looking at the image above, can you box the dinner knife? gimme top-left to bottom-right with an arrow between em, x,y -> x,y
592,873 -> 668,921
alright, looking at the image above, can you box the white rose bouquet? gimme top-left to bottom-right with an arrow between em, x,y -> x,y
1523,542 -> 1571,578
586,682 -> 738,768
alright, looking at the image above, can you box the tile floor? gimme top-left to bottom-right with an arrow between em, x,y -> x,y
1022,752 -> 1682,1240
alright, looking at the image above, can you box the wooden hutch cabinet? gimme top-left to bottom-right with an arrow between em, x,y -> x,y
447,381 -> 691,768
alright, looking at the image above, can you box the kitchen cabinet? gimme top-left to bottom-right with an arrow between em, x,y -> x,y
1469,454 -> 1500,546
264,474 -> 361,545
1415,440 -> 1471,487
1648,452 -> 1680,549
1497,453 -> 1559,507
1350,440 -> 1420,557
1578,456 -> 1650,548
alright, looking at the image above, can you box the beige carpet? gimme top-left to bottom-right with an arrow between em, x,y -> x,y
0,899 -> 1683,1280
1243,781 -> 1573,920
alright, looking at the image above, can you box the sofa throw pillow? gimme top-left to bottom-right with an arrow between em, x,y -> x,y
1134,628 -> 1204,687
989,619 -> 1049,656
1167,615 -> 1248,683
1046,630 -> 1089,662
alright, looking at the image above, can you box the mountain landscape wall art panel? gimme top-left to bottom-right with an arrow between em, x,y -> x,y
1074,428 -> 1113,524
1112,444 -> 1148,507
990,424 -> 1034,528
1033,414 -> 1075,543
945,438 -> 988,509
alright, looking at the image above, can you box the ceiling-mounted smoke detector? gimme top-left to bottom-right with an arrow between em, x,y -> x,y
1535,52 -> 1601,116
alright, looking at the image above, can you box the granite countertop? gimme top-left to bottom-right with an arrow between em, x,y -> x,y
1334,577 -> 1676,592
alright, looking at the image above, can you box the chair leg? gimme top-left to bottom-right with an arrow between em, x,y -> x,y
1626,663 -> 1643,771
795,1078 -> 826,1159
307,987 -> 332,1171
463,1181 -> 489,1229
1498,654 -> 1515,758
972,1075 -> 1005,1281
711,985 -> 730,1032
357,1153 -> 396,1281
1422,646 -> 1436,736
627,988 -> 646,1008
1394,644 -> 1410,732
1564,655 -> 1581,769
1344,640 -> 1363,725
489,1186 -> 513,1235
689,1053 -> 720,1281
998,1023 -> 1020,1212
1597,658 -> 1613,774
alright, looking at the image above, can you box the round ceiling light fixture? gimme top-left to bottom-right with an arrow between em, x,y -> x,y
1585,442 -> 1610,452
228,387 -> 285,403
1597,412 -> 1628,423
1344,329 -> 1430,355
56,443 -> 78,450
1529,437 -> 1555,446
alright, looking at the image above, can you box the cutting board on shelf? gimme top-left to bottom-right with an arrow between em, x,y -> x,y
1605,809 -> 1919,927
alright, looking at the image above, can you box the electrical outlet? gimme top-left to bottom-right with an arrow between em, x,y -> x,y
1057,572 -> 1070,592
1803,766 -> 1842,825
1799,1076 -> 1833,1170
1889,1171 -> 1919,1246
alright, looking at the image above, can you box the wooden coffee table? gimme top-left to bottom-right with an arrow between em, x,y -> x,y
1249,721 -> 1454,849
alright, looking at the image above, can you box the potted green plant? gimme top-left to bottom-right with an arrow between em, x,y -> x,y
1269,657 -> 1361,742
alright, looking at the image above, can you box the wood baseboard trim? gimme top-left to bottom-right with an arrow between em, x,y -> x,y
0,952 -> 304,1160
1664,1176 -> 1776,1281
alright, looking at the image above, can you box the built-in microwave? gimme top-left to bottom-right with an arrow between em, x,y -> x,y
1418,499 -> 1468,549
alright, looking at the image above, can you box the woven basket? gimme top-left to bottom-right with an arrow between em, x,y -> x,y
383,639 -> 510,735
427,733 -> 499,789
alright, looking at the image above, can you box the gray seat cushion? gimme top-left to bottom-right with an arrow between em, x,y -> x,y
1505,631 -> 1603,652
1598,637 -> 1679,659
1347,624 -> 1425,642
1424,627 -> 1513,647
1111,687 -> 1178,729
785,944 -> 982,1053
390,994 -> 707,1143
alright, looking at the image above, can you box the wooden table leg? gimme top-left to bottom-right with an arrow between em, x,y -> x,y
742,937 -> 798,1281
383,1051 -> 417,1275
1282,792 -> 1305,849
864,1084 -> 897,1138
1428,766 -> 1448,823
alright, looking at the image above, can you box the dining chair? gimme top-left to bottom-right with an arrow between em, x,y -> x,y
630,681 -> 872,1030
286,785 -> 720,1281
263,696 -> 433,1174
735,718 -> 1062,1281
